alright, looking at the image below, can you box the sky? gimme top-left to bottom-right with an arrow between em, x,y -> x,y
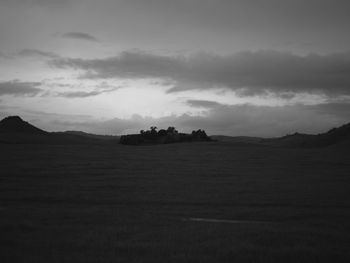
0,0 -> 350,136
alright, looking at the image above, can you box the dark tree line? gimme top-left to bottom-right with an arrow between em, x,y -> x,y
120,126 -> 211,145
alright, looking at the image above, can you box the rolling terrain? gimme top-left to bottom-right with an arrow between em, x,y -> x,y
0,116 -> 119,145
1,116 -> 350,262
212,123 -> 350,148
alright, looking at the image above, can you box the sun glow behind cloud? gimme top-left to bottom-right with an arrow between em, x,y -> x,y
0,49 -> 345,125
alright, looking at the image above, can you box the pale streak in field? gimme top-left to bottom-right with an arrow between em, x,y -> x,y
185,218 -> 269,224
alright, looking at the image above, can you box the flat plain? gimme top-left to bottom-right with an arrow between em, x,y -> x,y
1,141 -> 350,262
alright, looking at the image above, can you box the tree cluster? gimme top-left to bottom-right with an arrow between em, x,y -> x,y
119,126 -> 211,145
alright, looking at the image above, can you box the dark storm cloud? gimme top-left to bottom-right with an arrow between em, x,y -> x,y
61,32 -> 99,42
50,50 -> 350,96
18,49 -> 59,59
0,80 -> 42,96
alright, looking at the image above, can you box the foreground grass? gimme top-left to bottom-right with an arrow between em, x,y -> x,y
1,142 -> 350,262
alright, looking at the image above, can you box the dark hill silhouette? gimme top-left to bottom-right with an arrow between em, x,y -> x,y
325,122 -> 350,142
0,116 -> 118,144
212,122 -> 350,148
0,116 -> 47,134
262,122 -> 350,147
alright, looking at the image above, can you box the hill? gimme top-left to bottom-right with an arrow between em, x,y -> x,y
0,116 -> 47,135
0,116 -> 118,145
212,122 -> 350,148
262,122 -> 350,147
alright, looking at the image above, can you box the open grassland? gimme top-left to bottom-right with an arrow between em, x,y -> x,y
1,142 -> 350,262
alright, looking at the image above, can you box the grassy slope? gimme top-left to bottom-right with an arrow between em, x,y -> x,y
1,142 -> 350,262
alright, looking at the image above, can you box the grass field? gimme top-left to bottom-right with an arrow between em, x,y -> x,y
1,141 -> 350,262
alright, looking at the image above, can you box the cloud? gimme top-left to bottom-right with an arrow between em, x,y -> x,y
0,80 -> 42,96
57,87 -> 119,98
55,83 -> 120,98
186,99 -> 222,108
18,49 -> 59,59
61,32 -> 98,42
57,91 -> 103,98
50,50 -> 350,97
